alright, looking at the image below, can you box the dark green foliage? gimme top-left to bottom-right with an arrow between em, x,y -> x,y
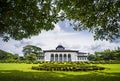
90,60 -> 120,64
0,50 -> 8,60
55,0 -> 120,41
32,62 -> 105,71
88,48 -> 120,61
0,49 -> 19,60
13,54 -> 20,60
25,53 -> 37,61
22,45 -> 42,55
87,54 -> 96,61
1,0 -> 120,41
19,56 -> 25,60
0,0 -> 58,41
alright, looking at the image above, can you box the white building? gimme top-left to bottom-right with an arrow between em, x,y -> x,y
37,45 -> 88,62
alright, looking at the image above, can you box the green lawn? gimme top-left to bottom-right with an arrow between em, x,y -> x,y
0,63 -> 120,81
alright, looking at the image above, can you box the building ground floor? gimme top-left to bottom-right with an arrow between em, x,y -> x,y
37,45 -> 88,62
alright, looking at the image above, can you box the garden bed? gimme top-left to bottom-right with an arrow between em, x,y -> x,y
32,63 -> 105,71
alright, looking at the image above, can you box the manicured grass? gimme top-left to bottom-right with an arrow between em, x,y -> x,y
0,63 -> 120,81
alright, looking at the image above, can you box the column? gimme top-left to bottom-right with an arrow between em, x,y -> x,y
62,54 -> 63,62
76,55 -> 77,62
54,54 -> 55,61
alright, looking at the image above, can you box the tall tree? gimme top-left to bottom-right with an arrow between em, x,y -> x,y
0,0 -> 59,41
1,0 -> 120,41
22,45 -> 42,56
55,0 -> 120,41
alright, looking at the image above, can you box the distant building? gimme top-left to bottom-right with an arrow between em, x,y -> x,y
37,45 -> 88,62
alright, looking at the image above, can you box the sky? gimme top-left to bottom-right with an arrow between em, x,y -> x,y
0,20 -> 120,56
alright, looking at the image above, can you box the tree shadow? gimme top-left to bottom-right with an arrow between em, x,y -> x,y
0,70 -> 120,81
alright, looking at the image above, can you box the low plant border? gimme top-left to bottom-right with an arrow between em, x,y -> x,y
32,63 -> 106,72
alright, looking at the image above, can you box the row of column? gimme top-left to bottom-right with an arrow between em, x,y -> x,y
51,54 -> 71,62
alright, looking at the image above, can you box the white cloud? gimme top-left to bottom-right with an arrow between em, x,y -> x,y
53,23 -> 61,32
86,41 -> 120,54
0,23 -> 120,56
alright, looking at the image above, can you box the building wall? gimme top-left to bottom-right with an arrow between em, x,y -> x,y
37,52 -> 88,62
77,57 -> 88,62
44,52 -> 86,62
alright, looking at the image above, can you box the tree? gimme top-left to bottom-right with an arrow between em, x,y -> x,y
0,0 -> 59,41
87,54 -> 96,61
0,49 -> 14,60
1,0 -> 120,41
95,49 -> 120,61
13,54 -> 20,60
6,53 -> 14,60
0,50 -> 7,60
22,45 -> 42,56
25,53 -> 37,61
55,0 -> 120,41
19,56 -> 25,60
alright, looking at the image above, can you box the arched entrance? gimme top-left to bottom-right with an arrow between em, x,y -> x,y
64,54 -> 67,61
59,54 -> 62,62
68,54 -> 71,62
50,54 -> 54,62
55,54 -> 58,61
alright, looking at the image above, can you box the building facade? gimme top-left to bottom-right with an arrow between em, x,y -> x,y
37,45 -> 88,62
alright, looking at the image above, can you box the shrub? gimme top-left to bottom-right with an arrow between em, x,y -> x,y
31,62 -> 105,71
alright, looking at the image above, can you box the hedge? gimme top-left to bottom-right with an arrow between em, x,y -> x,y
32,63 -> 105,71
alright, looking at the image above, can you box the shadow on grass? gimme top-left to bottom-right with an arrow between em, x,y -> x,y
0,70 -> 120,81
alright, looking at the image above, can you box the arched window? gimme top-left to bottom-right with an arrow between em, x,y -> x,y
50,54 -> 54,62
55,54 -> 58,61
68,54 -> 71,62
64,54 -> 67,61
59,54 -> 62,62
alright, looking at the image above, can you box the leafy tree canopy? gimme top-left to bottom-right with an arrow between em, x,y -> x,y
25,53 -> 37,61
1,0 -> 120,41
90,48 -> 120,61
22,45 -> 42,55
0,49 -> 19,60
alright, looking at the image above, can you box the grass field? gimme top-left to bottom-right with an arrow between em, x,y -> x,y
0,63 -> 120,81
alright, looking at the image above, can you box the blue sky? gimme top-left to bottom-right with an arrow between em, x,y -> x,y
0,21 -> 120,56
